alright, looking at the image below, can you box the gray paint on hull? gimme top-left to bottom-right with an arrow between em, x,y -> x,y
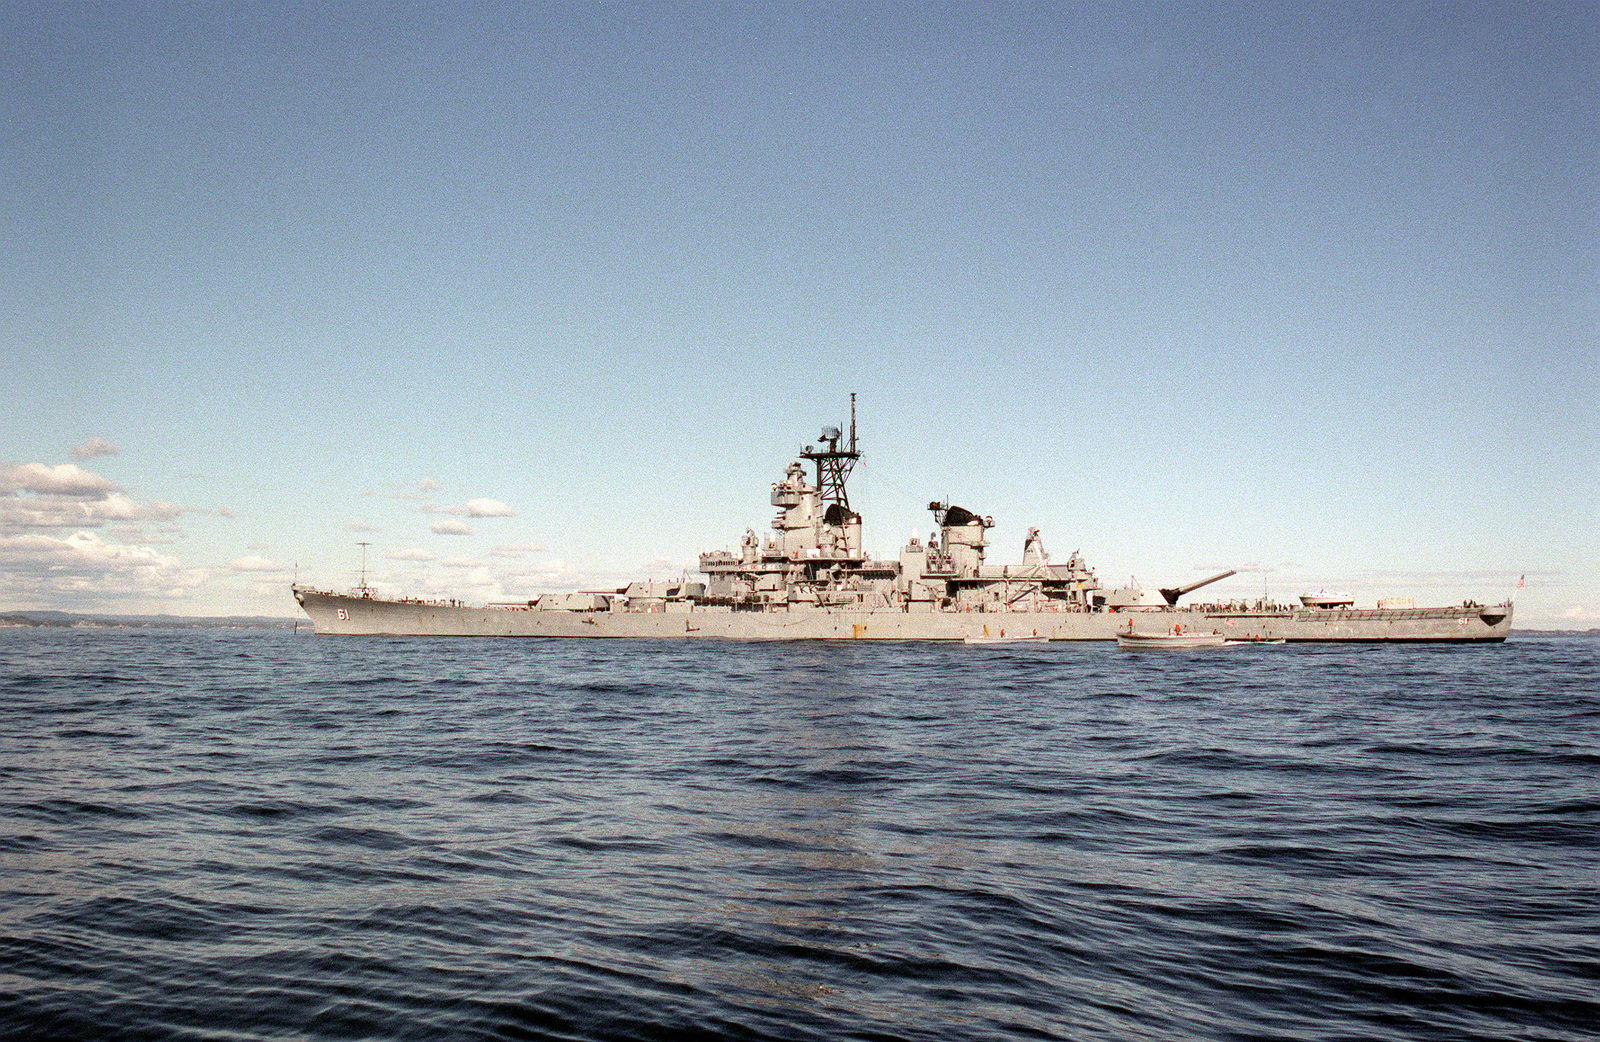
293,589 -> 1511,643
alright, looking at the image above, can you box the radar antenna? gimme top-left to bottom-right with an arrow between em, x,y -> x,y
800,393 -> 860,509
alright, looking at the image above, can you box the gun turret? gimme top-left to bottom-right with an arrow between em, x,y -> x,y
1159,569 -> 1237,606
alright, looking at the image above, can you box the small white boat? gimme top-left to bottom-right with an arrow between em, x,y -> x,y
1116,629 -> 1229,649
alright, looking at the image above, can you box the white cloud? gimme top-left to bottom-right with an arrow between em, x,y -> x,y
393,478 -> 443,504
229,555 -> 286,573
387,476 -> 515,522
345,521 -> 379,533
2,462 -> 120,497
491,542 -> 544,556
0,490 -> 186,529
70,437 -> 119,460
1,496 -> 180,531
101,494 -> 185,522
640,557 -> 682,575
217,505 -> 235,519
422,497 -> 516,518
0,530 -> 206,606
465,498 -> 514,518
0,462 -> 190,531
430,519 -> 472,536
440,557 -> 480,568
499,558 -> 616,591
385,548 -> 436,562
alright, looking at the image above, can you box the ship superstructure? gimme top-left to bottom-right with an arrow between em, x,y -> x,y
293,401 -> 1512,642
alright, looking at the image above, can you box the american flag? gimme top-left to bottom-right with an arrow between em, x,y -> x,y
1517,574 -> 1525,588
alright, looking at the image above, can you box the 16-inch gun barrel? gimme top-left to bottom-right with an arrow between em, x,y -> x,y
1159,569 -> 1238,606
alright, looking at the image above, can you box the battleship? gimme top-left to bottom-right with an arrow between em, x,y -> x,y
293,398 -> 1512,642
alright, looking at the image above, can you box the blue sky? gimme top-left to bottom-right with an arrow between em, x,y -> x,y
3,2 -> 1595,626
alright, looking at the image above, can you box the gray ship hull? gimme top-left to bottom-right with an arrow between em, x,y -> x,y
293,588 -> 1511,642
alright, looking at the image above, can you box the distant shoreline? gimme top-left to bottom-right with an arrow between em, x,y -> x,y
1512,628 -> 1600,637
0,611 -> 298,631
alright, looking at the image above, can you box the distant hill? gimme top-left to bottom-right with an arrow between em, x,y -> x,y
1515,628 -> 1600,637
0,610 -> 299,631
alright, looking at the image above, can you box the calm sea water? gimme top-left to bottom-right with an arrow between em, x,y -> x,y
0,630 -> 1595,1041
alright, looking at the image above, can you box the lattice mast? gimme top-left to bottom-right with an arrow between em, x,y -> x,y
801,393 -> 860,510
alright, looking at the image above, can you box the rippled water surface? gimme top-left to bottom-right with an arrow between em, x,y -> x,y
1,630 -> 1596,1040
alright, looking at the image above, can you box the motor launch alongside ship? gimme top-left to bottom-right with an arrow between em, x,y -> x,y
293,399 -> 1512,642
